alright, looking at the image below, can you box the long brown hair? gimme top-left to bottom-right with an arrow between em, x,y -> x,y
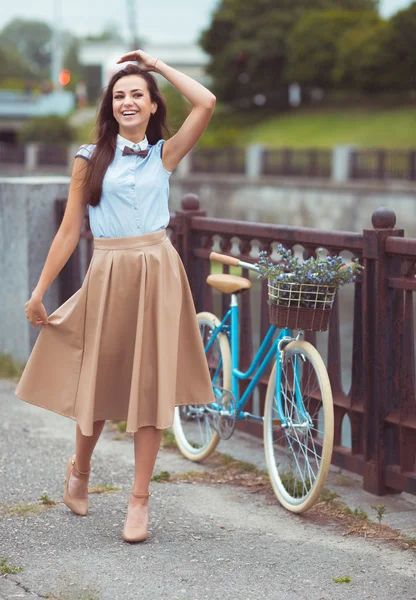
82,65 -> 170,207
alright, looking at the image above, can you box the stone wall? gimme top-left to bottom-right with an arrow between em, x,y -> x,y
0,177 -> 70,361
169,174 -> 416,236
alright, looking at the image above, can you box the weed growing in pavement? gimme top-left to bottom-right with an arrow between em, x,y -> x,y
88,484 -> 121,494
161,429 -> 177,449
0,353 -> 25,380
0,557 -> 23,574
343,506 -> 368,520
371,504 -> 387,524
320,489 -> 341,505
333,576 -> 351,584
39,493 -> 57,506
3,503 -> 43,517
151,470 -> 171,482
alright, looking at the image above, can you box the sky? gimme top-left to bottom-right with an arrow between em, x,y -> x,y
0,0 -> 413,44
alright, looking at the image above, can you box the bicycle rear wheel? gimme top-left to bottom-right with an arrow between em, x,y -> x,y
264,340 -> 334,513
173,312 -> 231,461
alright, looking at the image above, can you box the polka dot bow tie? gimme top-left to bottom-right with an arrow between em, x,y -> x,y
122,146 -> 149,158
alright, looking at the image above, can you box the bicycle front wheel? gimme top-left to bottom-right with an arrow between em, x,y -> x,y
264,340 -> 334,513
173,312 -> 231,462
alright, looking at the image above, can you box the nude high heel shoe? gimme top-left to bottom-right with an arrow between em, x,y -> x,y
63,456 -> 90,516
122,491 -> 152,543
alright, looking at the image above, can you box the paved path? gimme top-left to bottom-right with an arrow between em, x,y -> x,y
1,380 -> 415,600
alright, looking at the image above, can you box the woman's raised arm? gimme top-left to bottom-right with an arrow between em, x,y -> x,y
117,50 -> 216,172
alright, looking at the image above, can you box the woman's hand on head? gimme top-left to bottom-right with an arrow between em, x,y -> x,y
25,296 -> 49,328
116,49 -> 157,71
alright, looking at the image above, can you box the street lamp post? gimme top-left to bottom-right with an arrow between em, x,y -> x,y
50,0 -> 63,89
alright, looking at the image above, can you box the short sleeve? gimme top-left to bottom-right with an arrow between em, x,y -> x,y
75,144 -> 96,161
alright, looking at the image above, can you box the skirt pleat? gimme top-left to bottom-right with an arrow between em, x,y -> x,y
15,230 -> 215,436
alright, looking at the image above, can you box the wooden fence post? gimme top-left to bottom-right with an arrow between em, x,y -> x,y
362,207 -> 404,494
174,194 -> 207,311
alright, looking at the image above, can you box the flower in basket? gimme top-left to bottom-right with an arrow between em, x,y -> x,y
255,245 -> 364,311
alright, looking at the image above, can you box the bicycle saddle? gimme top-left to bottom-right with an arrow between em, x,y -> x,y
206,274 -> 251,294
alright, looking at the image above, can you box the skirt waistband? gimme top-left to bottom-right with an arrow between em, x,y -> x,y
93,229 -> 167,250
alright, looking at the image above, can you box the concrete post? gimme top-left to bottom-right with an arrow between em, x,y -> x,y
175,150 -> 192,178
246,144 -> 265,178
332,145 -> 355,183
25,143 -> 38,173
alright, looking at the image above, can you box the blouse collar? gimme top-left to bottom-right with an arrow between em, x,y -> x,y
116,134 -> 148,152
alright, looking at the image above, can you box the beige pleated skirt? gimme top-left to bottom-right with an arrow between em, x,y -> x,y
15,229 -> 215,436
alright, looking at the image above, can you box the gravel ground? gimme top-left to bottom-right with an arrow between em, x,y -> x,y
1,380 -> 415,600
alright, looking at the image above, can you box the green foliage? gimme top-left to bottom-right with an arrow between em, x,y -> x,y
334,20 -> 394,92
386,3 -> 416,90
200,0 -> 379,105
161,429 -> 177,449
115,420 -> 127,433
160,84 -> 190,134
344,506 -> 368,519
39,493 -> 57,506
285,10 -> 379,88
321,489 -> 341,504
256,246 -> 363,308
238,106 -> 416,149
0,557 -> 24,575
18,116 -> 76,143
333,575 -> 351,583
0,353 -> 25,379
371,504 -> 387,523
151,470 -> 171,482
0,19 -> 52,79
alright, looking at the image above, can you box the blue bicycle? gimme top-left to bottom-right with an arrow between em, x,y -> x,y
173,251 -> 334,513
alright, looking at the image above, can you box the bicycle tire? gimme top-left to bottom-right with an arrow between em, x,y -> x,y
264,340 -> 334,513
173,312 -> 231,461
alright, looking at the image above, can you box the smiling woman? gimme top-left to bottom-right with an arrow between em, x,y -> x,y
15,48 -> 216,544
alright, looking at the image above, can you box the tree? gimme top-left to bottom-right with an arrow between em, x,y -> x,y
334,3 -> 416,93
0,42 -> 33,83
0,19 -> 52,79
200,0 -> 379,107
334,21 -> 394,92
387,2 -> 416,89
285,10 -> 380,88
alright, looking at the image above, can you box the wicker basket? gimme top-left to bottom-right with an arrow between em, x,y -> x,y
268,279 -> 336,332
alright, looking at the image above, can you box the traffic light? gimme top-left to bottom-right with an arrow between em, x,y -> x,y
59,69 -> 71,86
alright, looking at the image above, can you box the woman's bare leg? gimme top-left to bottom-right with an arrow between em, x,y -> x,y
68,420 -> 106,498
125,426 -> 163,530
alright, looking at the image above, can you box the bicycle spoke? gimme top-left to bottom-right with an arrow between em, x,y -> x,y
265,341 -> 333,509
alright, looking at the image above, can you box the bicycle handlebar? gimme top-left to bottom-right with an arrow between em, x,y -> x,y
209,252 -> 240,266
210,252 -> 357,275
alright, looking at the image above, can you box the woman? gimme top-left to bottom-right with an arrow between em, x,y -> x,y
15,50 -> 216,543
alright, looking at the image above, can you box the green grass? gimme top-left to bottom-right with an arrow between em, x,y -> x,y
76,106 -> 416,149
333,575 -> 351,584
0,353 -> 25,380
239,107 -> 416,149
88,484 -> 121,494
39,493 -> 57,506
151,470 -> 171,483
0,557 -> 23,575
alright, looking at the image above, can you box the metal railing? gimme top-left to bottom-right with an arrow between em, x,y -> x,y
56,194 -> 416,497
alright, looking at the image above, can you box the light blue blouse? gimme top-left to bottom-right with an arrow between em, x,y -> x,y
75,134 -> 172,238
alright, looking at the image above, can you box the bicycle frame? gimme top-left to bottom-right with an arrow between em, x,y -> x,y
205,294 -> 293,424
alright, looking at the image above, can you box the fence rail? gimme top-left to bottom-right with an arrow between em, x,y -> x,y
56,195 -> 416,497
190,147 -> 245,174
263,148 -> 332,178
4,143 -> 416,183
350,149 -> 416,181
